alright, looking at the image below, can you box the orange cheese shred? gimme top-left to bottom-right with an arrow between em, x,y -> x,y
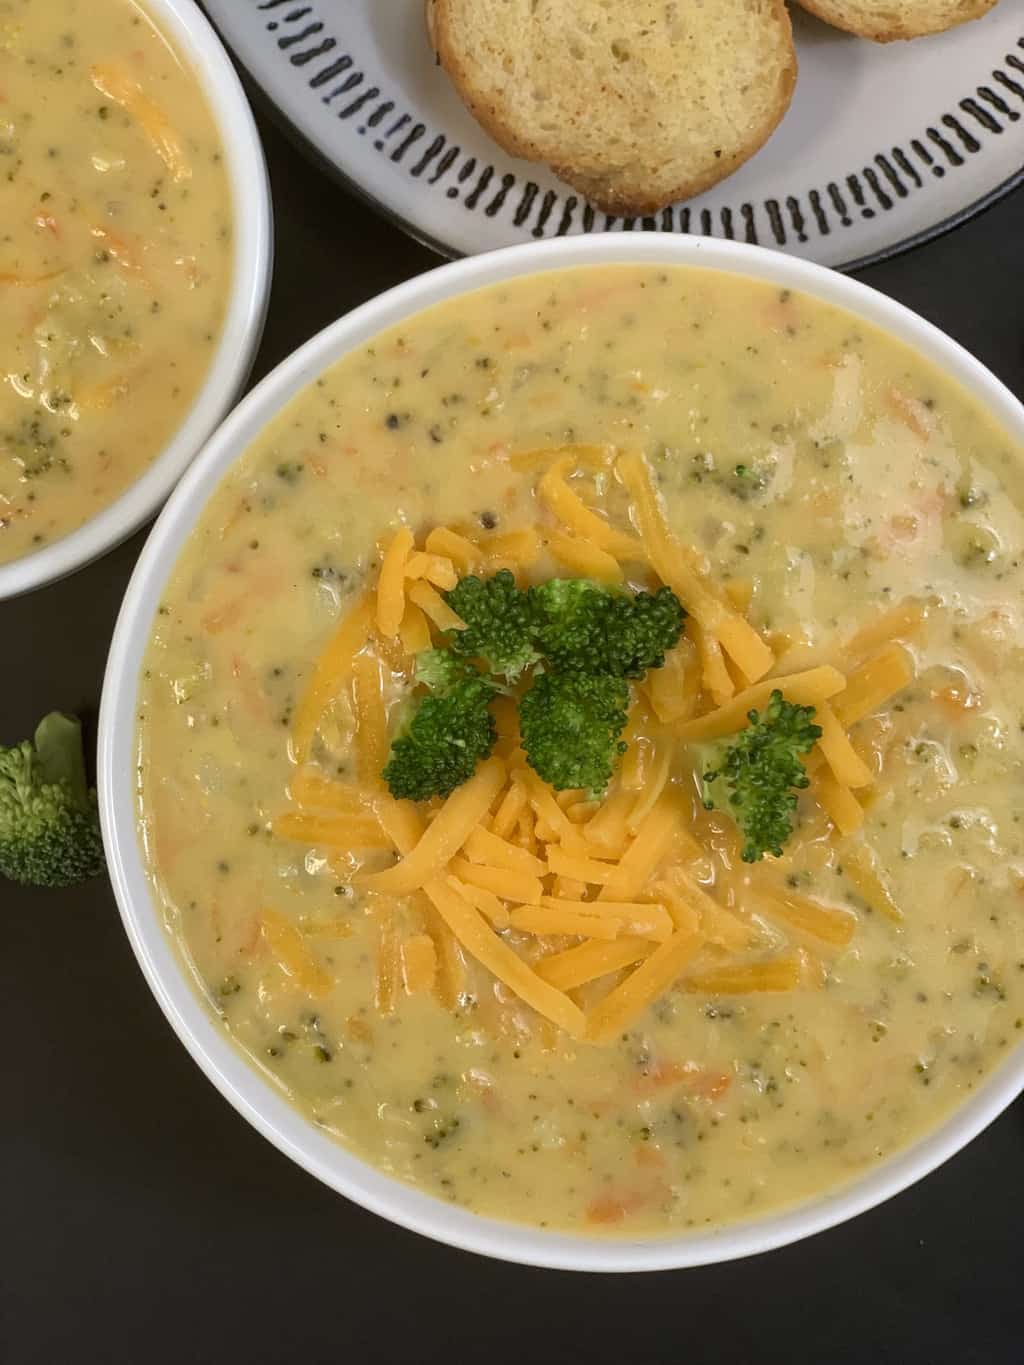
535,937 -> 654,991
352,651 -> 388,786
292,592 -> 374,762
360,758 -> 506,894
538,456 -> 640,560
449,856 -> 543,906
260,909 -> 332,998
832,645 -> 915,729
90,63 -> 191,181
464,824 -> 547,877
617,450 -> 773,681
510,905 -> 623,941
424,526 -> 481,574
545,529 -> 623,583
757,890 -> 857,947
683,954 -> 803,995
273,810 -> 391,849
587,930 -> 704,1043
404,551 -> 458,590
376,527 -> 415,637
674,665 -> 847,744
407,580 -> 466,632
401,933 -> 438,995
814,702 -> 873,789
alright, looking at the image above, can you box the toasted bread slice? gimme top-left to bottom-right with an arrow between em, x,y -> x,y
796,0 -> 998,41
427,0 -> 797,216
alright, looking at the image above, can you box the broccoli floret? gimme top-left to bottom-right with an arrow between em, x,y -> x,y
0,712 -> 104,887
529,579 -> 685,678
697,690 -> 821,863
444,570 -> 540,679
519,672 -> 630,794
382,656 -> 497,802
413,648 -> 474,693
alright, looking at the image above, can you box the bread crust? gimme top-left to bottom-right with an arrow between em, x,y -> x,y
428,0 -> 798,215
795,0 -> 998,42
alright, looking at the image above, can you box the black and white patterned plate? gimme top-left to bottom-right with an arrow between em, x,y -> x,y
206,0 -> 1024,266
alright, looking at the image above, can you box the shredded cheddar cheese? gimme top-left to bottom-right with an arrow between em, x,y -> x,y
359,758 -> 506,894
401,933 -> 438,995
832,644 -> 915,728
814,701 -> 873,789
588,930 -> 704,1043
535,937 -> 653,991
464,824 -> 547,877
756,889 -> 857,947
292,591 -> 374,762
273,810 -> 390,849
538,455 -> 641,560
276,456 -> 916,1042
545,529 -> 623,583
404,551 -> 458,590
682,954 -> 803,995
447,874 -> 511,929
376,527 -> 414,638
814,770 -> 865,836
397,601 -> 432,656
616,449 -> 774,682
674,665 -> 847,743
424,526 -> 481,574
406,580 -> 466,632
510,904 -> 623,941
260,909 -> 332,998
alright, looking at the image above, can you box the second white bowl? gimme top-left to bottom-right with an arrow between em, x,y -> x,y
0,0 -> 272,600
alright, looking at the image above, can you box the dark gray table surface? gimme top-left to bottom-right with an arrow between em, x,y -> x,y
5,95 -> 1024,1365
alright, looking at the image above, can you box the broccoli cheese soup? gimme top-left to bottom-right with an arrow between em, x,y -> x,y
0,0 -> 231,566
137,265 -> 1024,1237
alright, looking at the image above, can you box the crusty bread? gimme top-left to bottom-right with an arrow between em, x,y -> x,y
427,0 -> 797,216
796,0 -> 999,41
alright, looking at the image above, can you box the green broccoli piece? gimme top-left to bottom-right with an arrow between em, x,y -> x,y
727,462 -> 771,501
528,579 -> 685,678
444,570 -> 540,679
519,672 -> 630,795
0,712 -> 104,887
697,690 -> 821,863
382,655 -> 497,803
413,648 -> 474,693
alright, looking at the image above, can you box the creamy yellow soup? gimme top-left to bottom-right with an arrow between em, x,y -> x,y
137,265 -> 1024,1236
0,0 -> 231,565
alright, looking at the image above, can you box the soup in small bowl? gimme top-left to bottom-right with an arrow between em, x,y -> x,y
100,236 -> 1024,1271
0,0 -> 271,597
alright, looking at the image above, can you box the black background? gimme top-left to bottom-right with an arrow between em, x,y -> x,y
4,83 -> 1024,1365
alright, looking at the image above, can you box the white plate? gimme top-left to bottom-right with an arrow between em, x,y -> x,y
206,0 -> 1023,265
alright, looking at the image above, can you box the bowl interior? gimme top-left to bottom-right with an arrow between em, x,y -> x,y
99,232 -> 1024,1272
0,0 -> 272,601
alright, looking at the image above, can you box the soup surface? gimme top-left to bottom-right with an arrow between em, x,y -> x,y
137,265 -> 1024,1236
0,0 -> 231,565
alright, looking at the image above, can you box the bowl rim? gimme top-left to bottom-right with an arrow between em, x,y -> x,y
99,232 -> 1024,1273
0,0 -> 273,601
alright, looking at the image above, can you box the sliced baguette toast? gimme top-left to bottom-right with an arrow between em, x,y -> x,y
427,0 -> 797,216
796,0 -> 999,41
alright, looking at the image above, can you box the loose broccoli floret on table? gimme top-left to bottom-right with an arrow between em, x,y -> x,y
0,712 -> 104,887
